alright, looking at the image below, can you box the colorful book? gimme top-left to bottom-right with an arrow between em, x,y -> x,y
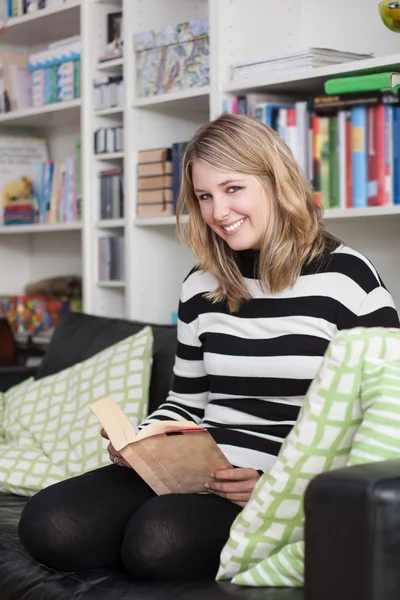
351,107 -> 368,208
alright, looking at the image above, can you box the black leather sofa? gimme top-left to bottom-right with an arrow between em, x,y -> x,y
0,312 -> 399,600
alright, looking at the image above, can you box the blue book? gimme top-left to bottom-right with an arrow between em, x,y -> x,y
351,106 -> 368,208
393,106 -> 400,205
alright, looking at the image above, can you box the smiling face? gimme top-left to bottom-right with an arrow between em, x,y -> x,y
192,160 -> 271,251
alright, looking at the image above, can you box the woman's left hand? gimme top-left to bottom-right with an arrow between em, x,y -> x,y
205,468 -> 260,507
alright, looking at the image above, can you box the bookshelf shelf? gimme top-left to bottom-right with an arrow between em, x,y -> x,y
2,0 -> 81,46
95,152 -> 124,161
324,206 -> 400,220
96,57 -> 124,72
95,107 -> 124,117
0,222 -> 82,235
223,53 -> 400,96
0,99 -> 82,128
97,219 -> 125,229
133,215 -> 187,227
133,86 -> 211,111
97,281 -> 126,288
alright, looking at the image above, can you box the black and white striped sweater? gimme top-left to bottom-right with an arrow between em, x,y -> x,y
141,244 -> 399,471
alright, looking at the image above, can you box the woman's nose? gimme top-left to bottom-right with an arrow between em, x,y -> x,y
212,197 -> 230,222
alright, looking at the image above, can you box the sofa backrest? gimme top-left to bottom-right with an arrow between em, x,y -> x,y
35,312 -> 177,414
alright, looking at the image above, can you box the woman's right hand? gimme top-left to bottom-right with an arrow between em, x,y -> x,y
100,428 -> 132,469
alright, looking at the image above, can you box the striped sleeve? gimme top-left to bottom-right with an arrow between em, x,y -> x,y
331,247 -> 400,330
139,286 -> 210,428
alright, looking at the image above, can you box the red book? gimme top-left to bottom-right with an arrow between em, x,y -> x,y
367,106 -> 378,206
375,104 -> 387,206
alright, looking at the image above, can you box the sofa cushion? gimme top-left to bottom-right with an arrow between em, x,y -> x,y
218,327 -> 400,587
35,312 -> 177,414
0,533 -> 304,600
0,327 -> 153,495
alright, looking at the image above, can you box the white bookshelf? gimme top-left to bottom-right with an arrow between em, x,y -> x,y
2,0 -> 400,324
2,0 -> 81,45
0,99 -> 81,128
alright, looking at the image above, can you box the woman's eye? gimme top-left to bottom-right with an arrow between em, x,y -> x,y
199,193 -> 211,201
227,186 -> 242,194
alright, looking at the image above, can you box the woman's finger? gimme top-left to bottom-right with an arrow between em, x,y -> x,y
100,428 -> 109,440
205,480 -> 255,493
212,467 -> 258,481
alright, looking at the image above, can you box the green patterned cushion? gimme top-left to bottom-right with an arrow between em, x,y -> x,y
0,326 -> 153,496
217,327 -> 400,587
348,358 -> 400,466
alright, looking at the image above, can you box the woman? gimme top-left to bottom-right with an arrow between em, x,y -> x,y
18,114 -> 399,580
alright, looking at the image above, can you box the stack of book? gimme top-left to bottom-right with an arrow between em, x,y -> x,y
230,48 -> 373,82
4,199 -> 35,226
136,142 -> 189,218
137,148 -> 173,218
99,167 -> 124,220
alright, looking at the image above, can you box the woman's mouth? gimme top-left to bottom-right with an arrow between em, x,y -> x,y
222,218 -> 246,235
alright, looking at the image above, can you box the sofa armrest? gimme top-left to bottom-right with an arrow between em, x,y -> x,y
304,459 -> 400,600
0,366 -> 37,392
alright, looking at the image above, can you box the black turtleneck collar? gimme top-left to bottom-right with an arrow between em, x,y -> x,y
235,250 -> 260,279
234,238 -> 339,281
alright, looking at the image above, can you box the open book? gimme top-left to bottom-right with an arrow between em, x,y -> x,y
90,398 -> 232,495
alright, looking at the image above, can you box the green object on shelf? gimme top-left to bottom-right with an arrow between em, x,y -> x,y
324,72 -> 400,95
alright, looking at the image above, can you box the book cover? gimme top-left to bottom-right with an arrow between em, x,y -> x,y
90,397 -> 232,495
0,134 -> 49,226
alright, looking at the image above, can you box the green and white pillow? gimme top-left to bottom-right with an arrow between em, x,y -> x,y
217,327 -> 400,587
348,357 -> 400,466
0,326 -> 153,496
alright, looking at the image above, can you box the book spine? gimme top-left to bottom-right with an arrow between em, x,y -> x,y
312,115 -> 322,206
345,112 -> 353,208
320,117 -> 330,209
385,104 -> 394,205
351,106 -> 368,208
375,104 -> 387,206
329,116 -> 339,208
393,106 -> 400,205
367,106 -> 378,207
338,111 -> 347,209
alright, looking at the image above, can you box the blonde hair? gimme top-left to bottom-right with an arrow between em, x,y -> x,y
176,113 -> 339,312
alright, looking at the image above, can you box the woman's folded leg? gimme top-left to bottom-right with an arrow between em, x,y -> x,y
18,464 -> 156,571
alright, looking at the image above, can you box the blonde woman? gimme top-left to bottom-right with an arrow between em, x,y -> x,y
18,114 -> 399,581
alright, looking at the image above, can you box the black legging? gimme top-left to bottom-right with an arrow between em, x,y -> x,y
18,464 -> 241,580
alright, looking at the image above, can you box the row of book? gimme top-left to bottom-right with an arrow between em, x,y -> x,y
0,36 -> 81,113
94,76 -> 123,112
95,126 -> 124,154
4,0 -> 68,17
225,90 -> 400,209
99,168 -> 124,220
137,143 -> 187,218
98,236 -> 124,282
